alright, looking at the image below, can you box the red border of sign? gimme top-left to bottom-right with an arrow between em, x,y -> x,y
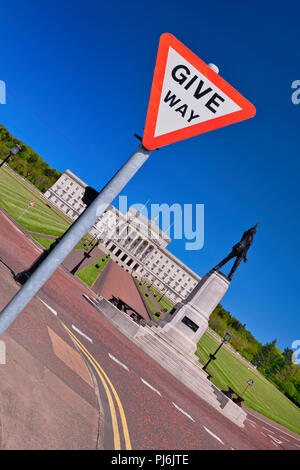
142,33 -> 256,150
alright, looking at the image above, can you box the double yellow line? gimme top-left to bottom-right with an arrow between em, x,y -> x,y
64,324 -> 132,450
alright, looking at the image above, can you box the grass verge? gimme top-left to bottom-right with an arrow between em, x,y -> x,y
144,283 -> 175,313
31,236 -> 55,250
135,279 -> 158,317
197,331 -> 300,435
76,255 -> 110,286
0,167 -> 70,236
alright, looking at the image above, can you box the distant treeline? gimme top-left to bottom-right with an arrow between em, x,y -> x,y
0,124 -> 61,192
210,305 -> 300,408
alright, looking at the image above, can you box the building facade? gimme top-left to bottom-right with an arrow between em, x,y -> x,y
44,169 -> 87,220
45,170 -> 201,303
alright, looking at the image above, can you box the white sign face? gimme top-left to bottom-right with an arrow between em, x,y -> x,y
154,47 -> 241,138
143,33 -> 256,150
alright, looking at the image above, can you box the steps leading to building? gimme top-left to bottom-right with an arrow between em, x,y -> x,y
83,295 -> 247,427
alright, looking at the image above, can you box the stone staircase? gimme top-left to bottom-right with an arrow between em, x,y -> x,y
83,295 -> 247,427
134,324 -> 247,427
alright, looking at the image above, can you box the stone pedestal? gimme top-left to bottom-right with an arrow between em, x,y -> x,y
83,289 -> 247,428
160,270 -> 230,353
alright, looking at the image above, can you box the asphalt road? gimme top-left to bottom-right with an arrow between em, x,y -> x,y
1,209 -> 299,450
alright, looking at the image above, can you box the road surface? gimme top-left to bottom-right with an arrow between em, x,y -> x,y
0,209 -> 299,450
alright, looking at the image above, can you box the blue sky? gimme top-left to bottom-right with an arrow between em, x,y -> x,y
0,0 -> 299,350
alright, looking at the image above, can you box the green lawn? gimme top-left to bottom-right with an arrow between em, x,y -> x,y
197,331 -> 300,434
145,283 -> 175,313
76,255 -> 110,286
74,235 -> 94,250
0,167 -> 71,236
32,234 -> 96,251
135,279 -> 158,317
31,236 -> 55,250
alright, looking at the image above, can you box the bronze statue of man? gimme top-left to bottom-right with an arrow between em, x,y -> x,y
213,223 -> 259,281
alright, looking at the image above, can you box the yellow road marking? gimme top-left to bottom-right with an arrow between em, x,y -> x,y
67,329 -> 120,449
64,325 -> 132,450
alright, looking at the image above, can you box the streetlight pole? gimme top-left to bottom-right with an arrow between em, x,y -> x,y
0,144 -> 22,168
70,239 -> 100,275
0,144 -> 152,337
158,281 -> 169,303
202,332 -> 231,372
88,233 -> 98,246
15,185 -> 99,284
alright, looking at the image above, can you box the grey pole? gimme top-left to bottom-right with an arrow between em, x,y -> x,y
0,144 -> 152,336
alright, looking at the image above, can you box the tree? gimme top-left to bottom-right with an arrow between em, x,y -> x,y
283,347 -> 294,362
0,124 -> 61,192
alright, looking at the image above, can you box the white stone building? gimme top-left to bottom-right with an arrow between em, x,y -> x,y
44,169 -> 87,219
44,170 -> 201,303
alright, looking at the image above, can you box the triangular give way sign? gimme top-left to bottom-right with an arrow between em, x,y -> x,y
142,33 -> 256,150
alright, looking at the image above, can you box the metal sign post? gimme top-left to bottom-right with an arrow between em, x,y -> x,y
0,145 -> 152,335
0,33 -> 256,337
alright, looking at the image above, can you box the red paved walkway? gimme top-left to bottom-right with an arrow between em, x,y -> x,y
98,260 -> 149,320
62,245 -> 106,272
